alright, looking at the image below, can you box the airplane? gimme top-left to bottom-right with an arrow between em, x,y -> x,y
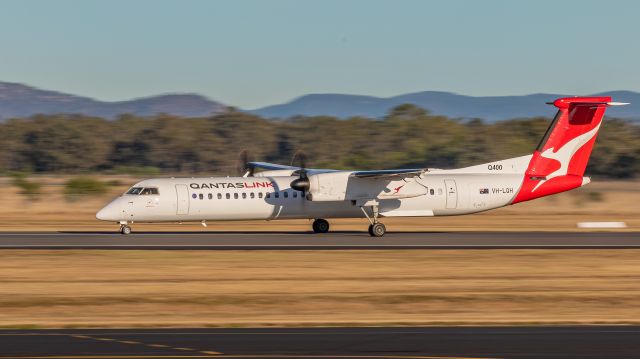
96,96 -> 627,236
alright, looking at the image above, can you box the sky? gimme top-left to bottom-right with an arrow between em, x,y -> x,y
0,0 -> 638,108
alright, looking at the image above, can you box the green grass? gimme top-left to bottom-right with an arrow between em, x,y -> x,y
64,176 -> 109,198
9,172 -> 41,198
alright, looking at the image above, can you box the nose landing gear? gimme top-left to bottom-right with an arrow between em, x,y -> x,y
119,222 -> 132,235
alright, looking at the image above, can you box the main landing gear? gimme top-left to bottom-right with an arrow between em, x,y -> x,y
360,203 -> 386,237
312,218 -> 330,233
368,223 -> 386,237
119,222 -> 132,235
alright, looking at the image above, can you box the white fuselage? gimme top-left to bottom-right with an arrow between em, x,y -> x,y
96,156 -> 534,223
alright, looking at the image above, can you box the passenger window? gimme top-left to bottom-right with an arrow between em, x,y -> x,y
217,193 -> 222,199
259,193 -> 263,199
250,192 -> 255,199
192,193 -> 197,199
284,191 -> 289,198
226,193 -> 230,199
275,192 -> 280,198
242,192 -> 247,199
234,193 -> 239,199
430,189 -> 434,195
266,193 -> 270,198
208,193 -> 212,200
293,191 -> 298,198
199,193 -> 204,200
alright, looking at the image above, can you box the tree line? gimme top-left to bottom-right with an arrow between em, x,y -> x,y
0,104 -> 638,178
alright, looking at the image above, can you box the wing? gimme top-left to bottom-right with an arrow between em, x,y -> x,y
350,168 -> 426,178
247,161 -> 299,171
249,162 -> 425,178
248,161 -> 339,176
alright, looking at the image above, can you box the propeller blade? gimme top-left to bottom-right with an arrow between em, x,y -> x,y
290,150 -> 310,192
291,150 -> 307,169
237,149 -> 254,177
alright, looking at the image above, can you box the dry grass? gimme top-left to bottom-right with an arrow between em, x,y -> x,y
0,249 -> 639,328
0,176 -> 637,232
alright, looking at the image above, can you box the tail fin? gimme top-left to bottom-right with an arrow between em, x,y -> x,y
512,96 -> 627,204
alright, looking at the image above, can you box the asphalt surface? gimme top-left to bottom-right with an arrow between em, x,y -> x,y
1,326 -> 639,359
0,231 -> 638,249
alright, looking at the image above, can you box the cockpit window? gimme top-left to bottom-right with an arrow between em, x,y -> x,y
126,187 -> 159,195
141,187 -> 159,195
126,187 -> 144,195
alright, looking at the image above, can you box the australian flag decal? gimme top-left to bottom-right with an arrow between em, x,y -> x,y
479,188 -> 489,194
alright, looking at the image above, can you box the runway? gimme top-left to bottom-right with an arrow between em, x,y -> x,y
1,326 -> 639,359
0,231 -> 638,249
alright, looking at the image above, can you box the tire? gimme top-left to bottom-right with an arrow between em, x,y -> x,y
312,219 -> 330,233
369,223 -> 386,237
121,225 -> 132,235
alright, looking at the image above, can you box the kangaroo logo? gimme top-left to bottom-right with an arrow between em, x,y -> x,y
532,123 -> 601,192
392,184 -> 405,194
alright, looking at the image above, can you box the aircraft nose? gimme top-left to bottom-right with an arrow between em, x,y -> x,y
96,202 -> 120,221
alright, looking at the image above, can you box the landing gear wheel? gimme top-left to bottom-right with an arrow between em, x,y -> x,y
360,203 -> 385,237
312,219 -> 330,233
368,223 -> 386,237
120,225 -> 132,235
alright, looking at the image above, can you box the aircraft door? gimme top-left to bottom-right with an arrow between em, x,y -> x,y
175,184 -> 190,215
122,199 -> 135,221
444,179 -> 458,209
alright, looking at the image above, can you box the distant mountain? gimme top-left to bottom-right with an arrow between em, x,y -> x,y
1,81 -> 638,121
252,90 -> 640,121
0,82 -> 225,119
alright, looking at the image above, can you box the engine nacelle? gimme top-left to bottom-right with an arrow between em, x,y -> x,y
306,172 -> 352,201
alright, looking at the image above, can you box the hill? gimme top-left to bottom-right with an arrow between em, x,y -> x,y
252,91 -> 640,121
0,82 -> 225,119
0,81 -> 638,121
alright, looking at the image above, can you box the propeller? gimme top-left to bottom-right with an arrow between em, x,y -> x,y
237,149 -> 254,177
289,150 -> 307,168
290,150 -> 310,192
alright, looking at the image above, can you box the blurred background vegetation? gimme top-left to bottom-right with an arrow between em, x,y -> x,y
0,104 -> 638,178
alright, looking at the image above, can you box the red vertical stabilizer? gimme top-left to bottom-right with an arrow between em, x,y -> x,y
512,97 -> 618,204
